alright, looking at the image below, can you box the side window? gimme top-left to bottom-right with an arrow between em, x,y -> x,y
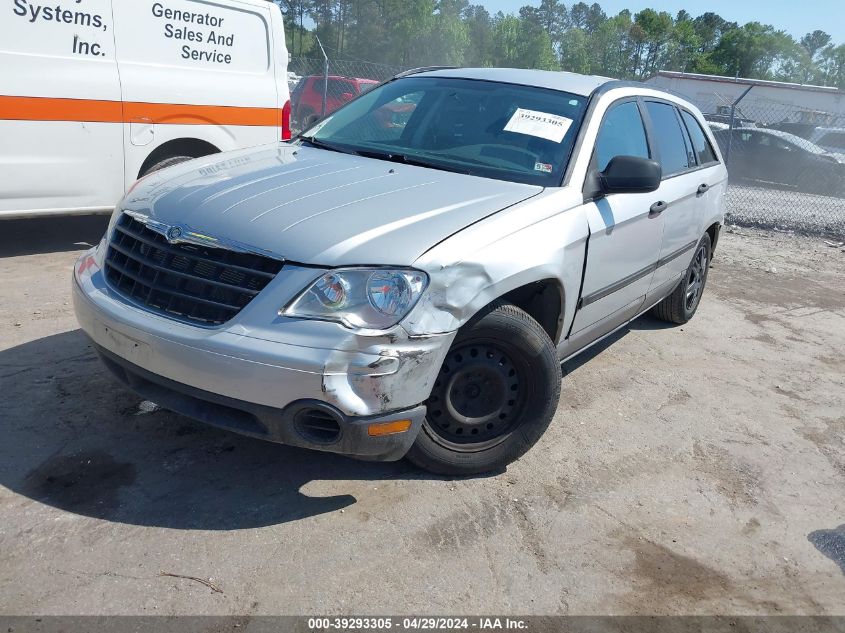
645,102 -> 691,177
818,132 -> 845,151
594,101 -> 650,172
681,111 -> 718,164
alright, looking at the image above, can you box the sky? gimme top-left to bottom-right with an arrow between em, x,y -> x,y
481,0 -> 845,43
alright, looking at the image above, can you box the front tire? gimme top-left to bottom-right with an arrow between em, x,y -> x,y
406,301 -> 561,476
652,233 -> 712,325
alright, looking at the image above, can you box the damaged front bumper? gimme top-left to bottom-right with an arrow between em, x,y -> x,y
72,249 -> 454,461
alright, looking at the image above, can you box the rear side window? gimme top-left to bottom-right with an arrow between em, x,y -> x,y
681,111 -> 718,165
645,102 -> 691,177
819,132 -> 845,151
594,101 -> 650,172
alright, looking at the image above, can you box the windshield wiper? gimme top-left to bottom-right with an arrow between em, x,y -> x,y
354,149 -> 471,175
298,136 -> 353,155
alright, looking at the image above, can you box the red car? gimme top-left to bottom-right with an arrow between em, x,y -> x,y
292,75 -> 380,129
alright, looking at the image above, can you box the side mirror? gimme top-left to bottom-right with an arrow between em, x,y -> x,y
600,155 -> 662,194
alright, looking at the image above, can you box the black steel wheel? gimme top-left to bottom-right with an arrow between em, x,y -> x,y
406,301 -> 561,475
427,341 -> 527,450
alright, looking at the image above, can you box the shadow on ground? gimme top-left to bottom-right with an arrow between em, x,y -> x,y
2,310 -> 666,530
0,215 -> 109,258
0,330 -> 453,531
562,313 -> 672,377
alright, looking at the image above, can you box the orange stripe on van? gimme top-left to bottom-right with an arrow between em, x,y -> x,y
0,96 -> 123,123
0,95 -> 280,127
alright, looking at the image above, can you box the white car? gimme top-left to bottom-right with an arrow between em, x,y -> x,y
74,68 -> 727,474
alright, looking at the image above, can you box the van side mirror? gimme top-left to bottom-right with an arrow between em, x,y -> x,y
600,155 -> 662,194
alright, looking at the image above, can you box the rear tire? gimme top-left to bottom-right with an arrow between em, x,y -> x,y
652,233 -> 712,325
140,155 -> 194,177
406,301 -> 561,476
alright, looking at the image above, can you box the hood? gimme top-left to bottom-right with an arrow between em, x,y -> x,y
124,145 -> 542,266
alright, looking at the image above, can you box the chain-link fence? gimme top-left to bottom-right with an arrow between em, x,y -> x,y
286,60 -> 845,237
671,90 -> 845,237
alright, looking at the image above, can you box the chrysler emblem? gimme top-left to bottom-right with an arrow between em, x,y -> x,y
167,226 -> 183,241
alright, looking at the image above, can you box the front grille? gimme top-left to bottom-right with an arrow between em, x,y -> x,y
104,214 -> 284,326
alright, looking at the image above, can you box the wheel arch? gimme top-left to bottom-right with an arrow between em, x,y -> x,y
138,138 -> 221,178
500,279 -> 565,343
404,264 -> 572,345
706,221 -> 720,256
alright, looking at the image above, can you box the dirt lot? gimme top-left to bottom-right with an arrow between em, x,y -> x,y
0,216 -> 843,616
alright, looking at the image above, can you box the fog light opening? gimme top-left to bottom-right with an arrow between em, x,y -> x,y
293,408 -> 342,444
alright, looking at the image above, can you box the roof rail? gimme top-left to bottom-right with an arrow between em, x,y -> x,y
393,66 -> 458,79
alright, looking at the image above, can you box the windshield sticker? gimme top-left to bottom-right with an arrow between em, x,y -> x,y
504,109 -> 573,143
534,162 -> 554,174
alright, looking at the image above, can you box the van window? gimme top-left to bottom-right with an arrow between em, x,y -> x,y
681,111 -> 718,165
594,102 -> 650,172
645,102 -> 691,177
115,0 -> 270,73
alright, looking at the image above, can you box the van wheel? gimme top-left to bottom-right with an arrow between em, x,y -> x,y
652,233 -> 712,325
406,301 -> 561,476
141,155 -> 194,177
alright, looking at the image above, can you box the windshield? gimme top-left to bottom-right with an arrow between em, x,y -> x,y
298,77 -> 588,186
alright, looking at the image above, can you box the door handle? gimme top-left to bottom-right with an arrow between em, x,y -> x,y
697,183 -> 710,195
649,201 -> 667,216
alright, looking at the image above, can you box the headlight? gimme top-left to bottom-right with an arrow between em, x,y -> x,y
282,268 -> 428,330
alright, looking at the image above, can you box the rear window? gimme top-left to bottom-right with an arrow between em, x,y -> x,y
645,102 -> 691,177
681,111 -> 718,165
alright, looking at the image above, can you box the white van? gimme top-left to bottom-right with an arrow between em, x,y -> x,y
0,0 -> 290,219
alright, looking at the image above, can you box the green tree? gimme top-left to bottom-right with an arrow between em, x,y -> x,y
818,44 -> 845,88
710,22 -> 795,79
633,9 -> 673,78
275,0 -> 842,87
463,5 -> 494,66
801,30 -> 832,60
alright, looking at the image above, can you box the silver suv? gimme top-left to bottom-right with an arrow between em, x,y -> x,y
73,68 -> 726,475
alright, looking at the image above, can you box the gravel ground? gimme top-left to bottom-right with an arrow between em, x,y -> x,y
726,184 -> 845,236
1,216 -> 844,616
